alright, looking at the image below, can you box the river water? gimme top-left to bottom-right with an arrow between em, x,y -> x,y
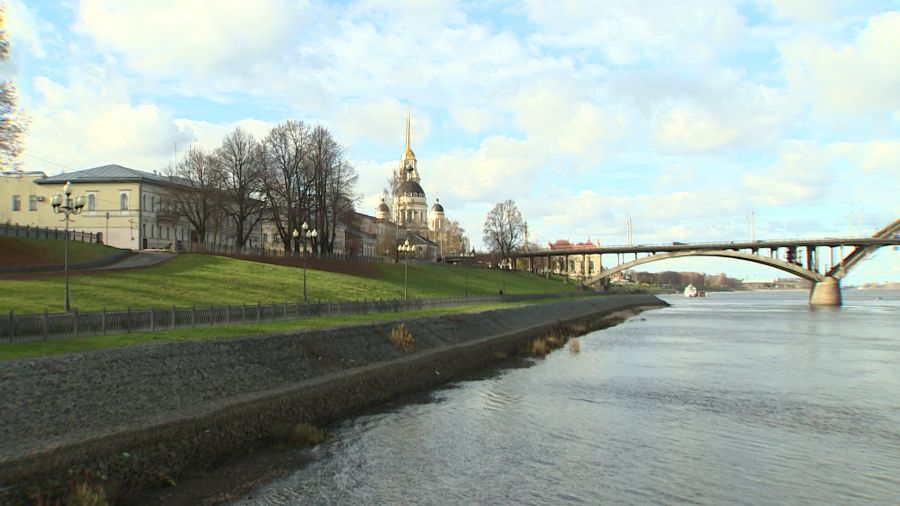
233,290 -> 900,505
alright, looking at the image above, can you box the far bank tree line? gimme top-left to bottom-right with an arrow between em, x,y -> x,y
166,120 -> 356,254
630,270 -> 744,290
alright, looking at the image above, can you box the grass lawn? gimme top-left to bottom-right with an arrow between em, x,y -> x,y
0,300 -> 552,360
0,236 -> 121,266
0,254 -> 576,313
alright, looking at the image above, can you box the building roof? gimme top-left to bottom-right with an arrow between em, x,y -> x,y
35,164 -> 174,186
431,198 -> 444,212
345,228 -> 376,240
398,180 -> 425,196
547,238 -> 598,250
406,232 -> 437,246
377,198 -> 390,212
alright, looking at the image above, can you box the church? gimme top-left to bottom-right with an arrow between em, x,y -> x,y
373,110 -> 447,258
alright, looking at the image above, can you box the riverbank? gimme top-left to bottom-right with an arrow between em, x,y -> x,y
0,294 -> 666,504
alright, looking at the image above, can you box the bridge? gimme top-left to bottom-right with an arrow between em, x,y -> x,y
505,219 -> 900,306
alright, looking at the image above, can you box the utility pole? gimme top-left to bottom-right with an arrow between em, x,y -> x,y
626,211 -> 633,246
751,210 -> 755,241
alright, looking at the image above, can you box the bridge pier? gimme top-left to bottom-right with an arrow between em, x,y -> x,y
809,277 -> 842,306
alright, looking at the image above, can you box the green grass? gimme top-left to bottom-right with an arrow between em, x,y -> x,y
0,236 -> 121,265
0,301 -> 545,360
0,254 -> 573,313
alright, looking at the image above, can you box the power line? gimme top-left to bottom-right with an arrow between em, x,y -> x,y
21,152 -> 76,171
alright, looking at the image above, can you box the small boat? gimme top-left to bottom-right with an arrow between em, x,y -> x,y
684,284 -> 699,297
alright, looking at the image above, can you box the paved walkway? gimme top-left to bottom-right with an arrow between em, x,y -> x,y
92,251 -> 174,270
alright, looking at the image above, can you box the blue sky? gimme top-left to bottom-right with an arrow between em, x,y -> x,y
5,0 -> 899,283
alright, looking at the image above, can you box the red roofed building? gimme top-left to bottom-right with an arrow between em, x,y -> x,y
546,238 -> 602,278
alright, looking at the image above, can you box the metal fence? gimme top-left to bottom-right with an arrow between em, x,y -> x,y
0,222 -> 101,243
0,292 -> 582,343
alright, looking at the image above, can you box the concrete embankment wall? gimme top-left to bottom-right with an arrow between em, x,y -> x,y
0,294 -> 666,502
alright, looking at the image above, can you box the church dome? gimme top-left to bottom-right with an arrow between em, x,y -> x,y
431,199 -> 444,213
377,199 -> 390,212
404,146 -> 416,161
399,180 -> 425,196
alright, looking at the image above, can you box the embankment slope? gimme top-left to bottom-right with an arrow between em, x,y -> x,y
0,294 -> 666,502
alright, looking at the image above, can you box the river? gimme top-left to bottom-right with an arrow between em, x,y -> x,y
232,289 -> 900,505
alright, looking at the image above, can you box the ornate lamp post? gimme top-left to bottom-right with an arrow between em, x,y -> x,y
293,222 -> 317,302
398,239 -> 414,299
51,181 -> 86,313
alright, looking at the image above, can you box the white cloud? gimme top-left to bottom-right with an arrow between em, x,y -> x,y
337,100 -> 431,147
657,106 -> 741,153
651,77 -> 792,153
173,118 -> 274,153
740,141 -> 835,206
427,135 -> 544,202
74,0 -> 308,79
6,0 -> 46,60
505,78 -> 628,161
525,0 -> 747,65
827,140 -> 900,173
781,11 -> 900,115
766,0 -> 838,23
22,76 -> 194,173
450,106 -> 494,135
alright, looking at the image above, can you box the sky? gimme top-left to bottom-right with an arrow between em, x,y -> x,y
4,0 -> 899,283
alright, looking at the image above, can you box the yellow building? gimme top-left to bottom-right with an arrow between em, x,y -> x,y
2,165 -> 193,250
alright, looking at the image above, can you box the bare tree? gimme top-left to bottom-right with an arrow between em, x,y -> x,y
0,7 -> 26,167
442,219 -> 470,255
164,145 -> 221,244
260,120 -> 310,252
307,125 -> 342,253
326,159 -> 358,252
217,127 -> 264,249
483,199 -> 526,259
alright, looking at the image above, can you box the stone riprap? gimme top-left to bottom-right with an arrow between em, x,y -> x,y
0,294 -> 666,501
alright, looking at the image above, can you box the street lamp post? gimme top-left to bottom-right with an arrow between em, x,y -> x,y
398,239 -> 414,299
294,222 -> 318,302
51,181 -> 85,313
105,211 -> 110,245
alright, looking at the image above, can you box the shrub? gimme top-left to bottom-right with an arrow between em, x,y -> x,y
531,338 -> 550,358
389,323 -> 415,352
270,421 -> 327,448
569,338 -> 581,354
66,480 -> 108,506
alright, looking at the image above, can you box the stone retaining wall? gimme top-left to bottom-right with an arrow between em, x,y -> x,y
0,294 -> 666,503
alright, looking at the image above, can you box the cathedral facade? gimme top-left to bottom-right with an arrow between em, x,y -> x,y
376,111 -> 446,239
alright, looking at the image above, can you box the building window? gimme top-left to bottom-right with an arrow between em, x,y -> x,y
120,193 -> 129,211
87,194 -> 96,211
11,195 -> 21,211
151,196 -> 156,212
29,195 -> 38,211
143,195 -> 147,210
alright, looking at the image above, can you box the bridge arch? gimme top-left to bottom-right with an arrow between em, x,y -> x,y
586,250 -> 825,285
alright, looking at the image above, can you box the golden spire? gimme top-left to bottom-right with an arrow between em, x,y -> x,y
404,106 -> 416,161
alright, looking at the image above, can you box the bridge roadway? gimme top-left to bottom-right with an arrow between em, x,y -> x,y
495,219 -> 900,306
510,237 -> 897,257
